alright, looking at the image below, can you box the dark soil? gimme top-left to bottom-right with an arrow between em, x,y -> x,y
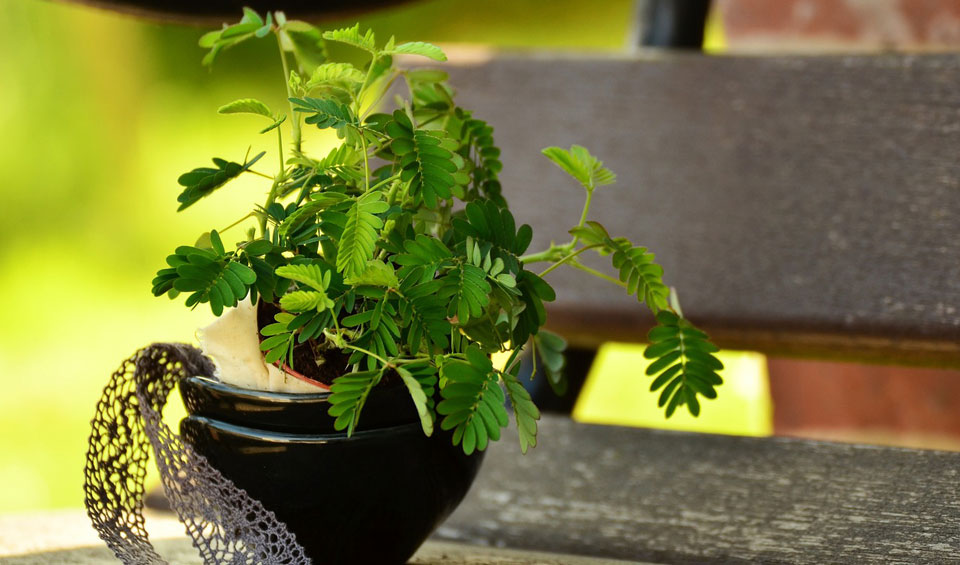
257,301 -> 352,386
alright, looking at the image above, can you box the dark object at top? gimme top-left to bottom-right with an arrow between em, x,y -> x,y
639,0 -> 712,49
65,0 -> 410,24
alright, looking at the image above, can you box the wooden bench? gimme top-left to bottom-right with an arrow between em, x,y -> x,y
427,53 -> 960,563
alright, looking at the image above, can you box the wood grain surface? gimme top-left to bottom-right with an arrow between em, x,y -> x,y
443,54 -> 960,366
438,415 -> 960,564
0,511 -> 647,564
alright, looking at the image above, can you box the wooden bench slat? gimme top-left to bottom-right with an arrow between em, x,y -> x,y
445,54 -> 960,365
437,415 -> 960,564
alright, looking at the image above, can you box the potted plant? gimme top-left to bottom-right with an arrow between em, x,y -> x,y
87,8 -> 724,565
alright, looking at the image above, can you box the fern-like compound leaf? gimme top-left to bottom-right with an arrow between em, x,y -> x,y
279,290 -> 334,312
275,263 -> 331,292
512,270 -> 556,347
327,370 -> 384,436
305,62 -> 365,96
217,98 -> 272,117
343,259 -> 399,288
394,234 -> 453,282
396,277 -> 450,354
452,199 -> 532,274
397,366 -> 435,436
176,151 -> 266,211
610,242 -> 670,312
321,24 -> 377,54
644,310 -> 723,418
152,238 -> 257,316
384,41 -> 447,61
290,97 -> 357,136
542,144 -> 616,192
533,330 -> 568,396
500,365 -> 540,454
439,263 -> 491,324
437,347 -> 508,455
387,110 -> 460,209
337,192 -> 388,278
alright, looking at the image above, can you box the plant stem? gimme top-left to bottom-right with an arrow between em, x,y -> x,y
275,31 -> 301,153
537,244 -> 601,278
569,261 -> 627,289
220,212 -> 256,235
343,344 -> 391,367
568,188 -> 594,250
245,169 -> 275,180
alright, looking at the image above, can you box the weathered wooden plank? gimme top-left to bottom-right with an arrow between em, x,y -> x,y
444,54 -> 960,365
0,511 -> 650,564
437,415 -> 960,564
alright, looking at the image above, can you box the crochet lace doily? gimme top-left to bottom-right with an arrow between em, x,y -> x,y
83,343 -> 311,564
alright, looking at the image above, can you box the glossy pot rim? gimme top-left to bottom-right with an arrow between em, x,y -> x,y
185,414 -> 425,444
186,375 -> 333,402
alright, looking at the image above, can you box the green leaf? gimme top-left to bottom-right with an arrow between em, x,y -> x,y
217,98 -> 272,117
385,41 -> 447,61
437,348 -> 508,455
305,62 -> 365,94
644,312 -> 724,418
290,97 -> 357,134
328,370 -> 383,436
337,192 -> 388,278
534,330 -> 567,396
439,263 -> 491,324
344,259 -> 399,288
279,290 -> 334,312
154,245 -> 257,316
609,242 -> 669,312
387,110 -> 459,209
541,145 -> 616,192
398,366 -> 434,436
322,24 -> 377,53
280,21 -> 327,73
176,151 -> 265,211
275,263 -> 331,292
501,367 -> 540,454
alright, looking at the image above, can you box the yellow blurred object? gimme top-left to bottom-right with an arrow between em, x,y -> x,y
702,4 -> 727,53
573,343 -> 772,437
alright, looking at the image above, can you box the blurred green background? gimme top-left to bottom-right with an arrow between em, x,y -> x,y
1,0 -> 760,513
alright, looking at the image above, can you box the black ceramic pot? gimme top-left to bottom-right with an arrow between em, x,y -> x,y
179,376 -> 484,565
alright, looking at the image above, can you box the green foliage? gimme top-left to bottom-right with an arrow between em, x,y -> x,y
154,11 -> 722,455
541,144 -> 616,192
337,192 -> 388,278
397,363 -> 437,436
533,330 -> 568,396
327,369 -> 383,435
290,97 -> 357,137
387,110 -> 461,209
151,230 -> 256,316
645,311 -> 723,418
384,41 -> 447,61
322,24 -> 377,54
437,348 -> 509,455
176,152 -> 265,211
501,365 -> 540,454
568,221 -> 669,311
218,98 -> 272,117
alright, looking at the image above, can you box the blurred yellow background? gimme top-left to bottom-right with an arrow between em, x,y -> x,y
0,0 -> 755,512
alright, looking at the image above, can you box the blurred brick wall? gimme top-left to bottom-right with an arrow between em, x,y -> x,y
717,0 -> 960,51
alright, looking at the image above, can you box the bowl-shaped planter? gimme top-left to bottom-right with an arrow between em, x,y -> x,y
179,376 -> 485,565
